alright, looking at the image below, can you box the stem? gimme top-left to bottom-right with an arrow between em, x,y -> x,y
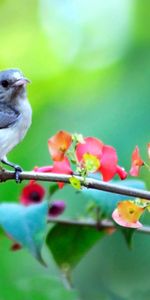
0,170 -> 150,200
47,217 -> 150,234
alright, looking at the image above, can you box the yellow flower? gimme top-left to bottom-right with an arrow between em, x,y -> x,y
112,200 -> 144,228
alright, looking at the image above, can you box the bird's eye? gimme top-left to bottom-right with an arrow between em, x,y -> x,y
1,80 -> 9,88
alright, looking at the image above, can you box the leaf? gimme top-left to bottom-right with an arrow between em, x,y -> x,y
0,201 -> 48,265
46,223 -> 106,271
69,177 -> 81,190
49,183 -> 59,196
83,179 -> 146,218
119,227 -> 135,249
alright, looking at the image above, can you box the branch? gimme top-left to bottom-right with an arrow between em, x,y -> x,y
48,217 -> 150,234
0,169 -> 150,200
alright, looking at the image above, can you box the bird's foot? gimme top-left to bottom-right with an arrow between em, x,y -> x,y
14,165 -> 23,183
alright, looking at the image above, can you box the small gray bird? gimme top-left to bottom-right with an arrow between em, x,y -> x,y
0,69 -> 32,181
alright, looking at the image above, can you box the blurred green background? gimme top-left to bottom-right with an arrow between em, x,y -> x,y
0,0 -> 150,299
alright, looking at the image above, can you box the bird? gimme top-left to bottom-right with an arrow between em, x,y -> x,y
0,69 -> 32,182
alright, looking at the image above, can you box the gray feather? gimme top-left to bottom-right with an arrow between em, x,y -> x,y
0,104 -> 21,129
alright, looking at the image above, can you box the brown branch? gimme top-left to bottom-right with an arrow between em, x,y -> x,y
0,169 -> 150,200
48,217 -> 150,234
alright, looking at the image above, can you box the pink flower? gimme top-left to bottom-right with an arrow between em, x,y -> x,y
51,157 -> 73,188
148,143 -> 150,159
129,146 -> 144,176
116,166 -> 128,180
76,137 -> 126,181
99,145 -> 118,181
76,137 -> 103,162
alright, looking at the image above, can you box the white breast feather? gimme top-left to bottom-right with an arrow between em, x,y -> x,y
0,99 -> 32,159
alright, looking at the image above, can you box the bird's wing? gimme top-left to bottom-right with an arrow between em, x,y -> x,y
0,104 -> 21,129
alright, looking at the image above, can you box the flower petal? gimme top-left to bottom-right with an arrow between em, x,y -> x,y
116,165 -> 128,180
100,145 -> 118,181
112,208 -> 142,228
76,137 -> 103,162
48,130 -> 72,161
34,166 -> 53,173
129,146 -> 144,177
112,200 -> 144,228
148,143 -> 150,159
51,157 -> 73,188
20,182 -> 45,206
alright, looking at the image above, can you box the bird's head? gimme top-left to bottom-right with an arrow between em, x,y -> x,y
0,69 -> 30,104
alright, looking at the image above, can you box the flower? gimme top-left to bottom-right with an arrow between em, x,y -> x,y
129,146 -> 144,176
33,157 -> 72,189
48,200 -> 66,217
112,200 -> 144,228
48,130 -> 72,161
76,137 -> 103,163
20,182 -> 45,206
116,165 -> 128,180
99,145 -> 118,181
76,137 -> 126,181
147,143 -> 150,159
51,157 -> 73,188
83,153 -> 100,173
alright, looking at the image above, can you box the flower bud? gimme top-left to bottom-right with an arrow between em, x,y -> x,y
48,200 -> 66,217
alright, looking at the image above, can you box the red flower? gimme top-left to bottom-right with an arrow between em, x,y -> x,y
48,130 -> 72,161
48,200 -> 66,217
129,146 -> 144,176
20,182 -> 45,206
76,137 -> 126,181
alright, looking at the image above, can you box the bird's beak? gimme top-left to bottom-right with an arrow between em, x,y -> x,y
12,78 -> 31,87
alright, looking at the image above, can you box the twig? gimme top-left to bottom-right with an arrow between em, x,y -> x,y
47,217 -> 150,234
0,170 -> 150,200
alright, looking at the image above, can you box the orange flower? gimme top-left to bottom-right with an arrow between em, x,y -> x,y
112,200 -> 144,228
129,146 -> 144,176
48,130 -> 72,161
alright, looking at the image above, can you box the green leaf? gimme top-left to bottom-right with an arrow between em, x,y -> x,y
49,183 -> 59,197
83,179 -> 146,218
119,227 -> 135,249
69,177 -> 81,190
0,201 -> 48,265
46,223 -> 106,271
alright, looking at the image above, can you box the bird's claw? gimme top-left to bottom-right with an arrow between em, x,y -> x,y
14,165 -> 23,183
